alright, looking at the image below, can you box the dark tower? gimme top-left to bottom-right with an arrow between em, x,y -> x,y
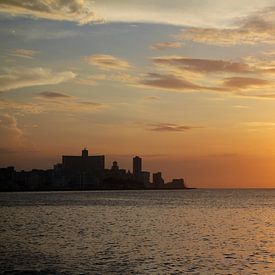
111,161 -> 119,171
82,148 -> 88,158
133,156 -> 142,180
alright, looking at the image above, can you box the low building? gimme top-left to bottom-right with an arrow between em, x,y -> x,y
166,178 -> 185,189
153,172 -> 165,187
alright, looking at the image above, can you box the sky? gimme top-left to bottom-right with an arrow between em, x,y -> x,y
1,0 -> 275,188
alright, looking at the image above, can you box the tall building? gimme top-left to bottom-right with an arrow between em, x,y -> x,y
62,148 -> 105,176
133,156 -> 142,180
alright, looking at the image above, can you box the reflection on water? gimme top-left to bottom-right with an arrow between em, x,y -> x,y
0,190 -> 274,274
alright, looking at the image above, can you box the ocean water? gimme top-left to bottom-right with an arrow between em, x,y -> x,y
0,189 -> 274,274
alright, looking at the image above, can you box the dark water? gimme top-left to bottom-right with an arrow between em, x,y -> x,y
0,190 -> 274,274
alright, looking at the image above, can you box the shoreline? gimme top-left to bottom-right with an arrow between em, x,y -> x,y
0,187 -> 196,193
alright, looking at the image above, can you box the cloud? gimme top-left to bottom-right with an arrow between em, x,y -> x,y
144,96 -> 160,100
242,121 -> 275,128
1,1 -> 273,29
75,76 -> 98,86
250,93 -> 275,99
234,105 -> 249,109
148,123 -> 198,132
0,98 -> 42,114
152,56 -> 252,74
36,91 -> 107,113
151,42 -> 182,50
8,49 -> 39,59
42,100 -> 107,113
223,77 -> 271,89
140,73 -> 201,91
0,113 -> 23,149
233,93 -> 275,100
0,0 -> 103,24
176,6 -> 275,45
0,113 -> 39,154
0,97 -> 106,114
0,67 -> 76,92
85,55 -> 131,70
132,55 -> 275,95
39,91 -> 73,99
92,1 -> 273,28
0,113 -> 22,135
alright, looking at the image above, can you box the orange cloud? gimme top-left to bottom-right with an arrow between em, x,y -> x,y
0,67 -> 76,92
148,123 -> 199,132
0,0 -> 103,24
0,113 -> 23,150
85,55 -> 131,70
140,73 -> 201,91
175,7 -> 275,45
0,96 -> 106,114
0,98 -> 42,114
152,56 -> 252,74
223,77 -> 271,89
39,91 -> 73,99
8,49 -> 39,59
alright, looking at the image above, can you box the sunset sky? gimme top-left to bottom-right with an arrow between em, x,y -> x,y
1,0 -> 275,187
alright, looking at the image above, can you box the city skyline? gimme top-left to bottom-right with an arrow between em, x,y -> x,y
1,1 -> 275,188
0,148 -> 186,191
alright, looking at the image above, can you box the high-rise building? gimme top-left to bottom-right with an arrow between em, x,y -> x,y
82,148 -> 88,158
133,156 -> 142,180
62,148 -> 105,175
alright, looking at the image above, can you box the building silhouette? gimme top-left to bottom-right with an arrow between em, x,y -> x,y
133,156 -> 142,180
0,148 -> 186,191
153,172 -> 165,187
62,148 -> 104,175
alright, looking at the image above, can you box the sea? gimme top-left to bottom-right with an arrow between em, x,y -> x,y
0,189 -> 274,274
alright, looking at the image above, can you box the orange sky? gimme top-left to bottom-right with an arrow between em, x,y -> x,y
1,1 -> 275,188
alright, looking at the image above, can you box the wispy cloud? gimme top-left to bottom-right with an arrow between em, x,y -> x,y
39,91 -> 73,99
234,105 -> 249,109
0,0 -> 103,24
152,56 -> 252,74
0,97 -> 106,114
144,96 -> 160,101
223,77 -> 271,89
0,1 -> 273,29
134,55 -> 275,95
0,113 -> 41,154
46,100 -> 106,113
242,121 -> 275,128
0,98 -> 42,114
140,73 -> 202,91
148,123 -> 199,132
176,6 -> 275,45
36,90 -> 107,113
0,67 -> 76,92
150,42 -> 182,50
92,1 -> 272,28
8,48 -> 39,59
85,54 -> 131,70
0,113 -> 23,149
249,93 -> 275,99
